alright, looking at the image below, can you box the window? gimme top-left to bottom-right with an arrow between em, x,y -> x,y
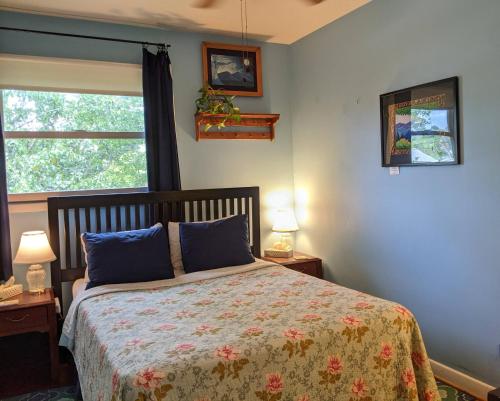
1,89 -> 148,200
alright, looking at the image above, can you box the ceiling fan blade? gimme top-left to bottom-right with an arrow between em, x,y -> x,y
193,0 -> 219,8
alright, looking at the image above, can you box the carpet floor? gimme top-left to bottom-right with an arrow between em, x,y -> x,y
1,379 -> 479,401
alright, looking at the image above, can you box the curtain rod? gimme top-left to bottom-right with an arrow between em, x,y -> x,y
0,26 -> 171,49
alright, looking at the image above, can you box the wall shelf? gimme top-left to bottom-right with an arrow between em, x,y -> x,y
195,113 -> 280,141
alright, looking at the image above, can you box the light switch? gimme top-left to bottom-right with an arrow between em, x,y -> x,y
389,167 -> 400,176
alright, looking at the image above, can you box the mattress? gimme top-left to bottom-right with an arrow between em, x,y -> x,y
62,260 -> 439,401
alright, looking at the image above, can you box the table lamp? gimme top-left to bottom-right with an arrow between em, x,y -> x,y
265,208 -> 299,258
14,231 -> 56,294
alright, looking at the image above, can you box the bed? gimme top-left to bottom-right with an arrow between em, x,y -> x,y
50,187 -> 439,401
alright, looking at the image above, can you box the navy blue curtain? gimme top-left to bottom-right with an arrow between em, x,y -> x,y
0,117 -> 12,281
142,48 -> 181,191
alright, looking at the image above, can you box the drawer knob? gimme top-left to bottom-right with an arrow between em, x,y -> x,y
4,314 -> 29,323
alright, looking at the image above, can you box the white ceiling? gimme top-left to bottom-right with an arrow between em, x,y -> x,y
0,0 -> 371,44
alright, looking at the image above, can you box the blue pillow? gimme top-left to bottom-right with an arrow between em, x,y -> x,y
179,214 -> 255,273
82,224 -> 174,289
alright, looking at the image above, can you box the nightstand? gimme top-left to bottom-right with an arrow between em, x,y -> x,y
0,289 -> 59,384
489,387 -> 500,401
262,251 -> 323,279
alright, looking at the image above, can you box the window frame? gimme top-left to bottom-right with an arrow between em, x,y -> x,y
8,188 -> 148,204
0,86 -> 148,204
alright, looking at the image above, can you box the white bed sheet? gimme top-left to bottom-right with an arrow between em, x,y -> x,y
70,258 -> 270,300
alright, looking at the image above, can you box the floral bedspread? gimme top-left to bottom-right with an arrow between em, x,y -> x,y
66,262 -> 439,401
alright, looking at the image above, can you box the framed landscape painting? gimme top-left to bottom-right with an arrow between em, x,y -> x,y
202,42 -> 263,97
380,77 -> 460,167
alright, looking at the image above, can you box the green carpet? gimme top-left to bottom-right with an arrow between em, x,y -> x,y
2,386 -> 76,401
1,380 -> 478,401
436,379 -> 478,401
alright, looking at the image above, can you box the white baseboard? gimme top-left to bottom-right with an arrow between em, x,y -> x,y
430,359 -> 495,401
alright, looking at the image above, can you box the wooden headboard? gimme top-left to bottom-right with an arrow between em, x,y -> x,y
48,187 -> 260,311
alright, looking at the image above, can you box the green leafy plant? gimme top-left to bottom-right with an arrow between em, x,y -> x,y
195,85 -> 241,131
395,137 -> 411,150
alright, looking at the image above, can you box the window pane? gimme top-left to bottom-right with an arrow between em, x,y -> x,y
6,138 -> 147,194
3,89 -> 144,132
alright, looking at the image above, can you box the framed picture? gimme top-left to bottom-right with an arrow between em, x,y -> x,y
380,77 -> 460,167
202,42 -> 263,97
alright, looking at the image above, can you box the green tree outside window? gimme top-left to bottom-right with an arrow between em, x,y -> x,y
2,89 -> 148,194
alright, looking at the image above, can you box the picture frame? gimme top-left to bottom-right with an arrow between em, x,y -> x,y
380,77 -> 460,167
202,42 -> 263,97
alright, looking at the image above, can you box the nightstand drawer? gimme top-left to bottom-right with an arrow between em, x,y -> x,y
262,252 -> 323,279
0,306 -> 48,334
288,262 -> 321,278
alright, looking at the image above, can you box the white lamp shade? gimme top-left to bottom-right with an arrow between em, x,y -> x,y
272,208 -> 299,233
14,231 -> 57,265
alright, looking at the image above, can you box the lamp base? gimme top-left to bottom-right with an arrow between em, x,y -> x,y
26,264 -> 46,294
28,288 -> 46,295
264,248 -> 293,258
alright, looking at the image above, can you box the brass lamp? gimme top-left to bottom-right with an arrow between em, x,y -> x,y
14,231 -> 56,294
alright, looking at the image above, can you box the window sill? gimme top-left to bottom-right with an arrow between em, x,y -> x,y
9,201 -> 47,214
8,188 -> 147,214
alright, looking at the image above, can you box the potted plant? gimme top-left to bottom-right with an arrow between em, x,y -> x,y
195,85 -> 241,131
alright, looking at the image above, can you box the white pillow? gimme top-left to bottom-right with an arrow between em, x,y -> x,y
168,216 -> 235,277
168,222 -> 185,276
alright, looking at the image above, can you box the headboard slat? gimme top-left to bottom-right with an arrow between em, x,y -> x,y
206,199 -> 212,220
96,207 -> 102,232
84,207 -> 91,236
61,267 -> 86,283
173,202 -> 178,221
214,199 -> 220,219
115,206 -> 122,231
222,198 -> 227,217
125,205 -> 132,230
244,197 -> 250,216
196,200 -> 202,221
75,208 -> 83,268
63,208 -> 71,269
239,198 -> 244,215
48,187 -> 261,311
185,201 -> 192,222
134,205 -> 140,230
105,206 -> 112,232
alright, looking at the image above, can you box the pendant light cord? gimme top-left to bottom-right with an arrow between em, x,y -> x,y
240,0 -> 250,67
240,0 -> 245,45
244,0 -> 249,48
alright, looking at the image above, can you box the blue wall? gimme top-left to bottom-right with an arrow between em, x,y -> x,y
0,11 -> 295,287
290,0 -> 500,385
2,0 -> 500,386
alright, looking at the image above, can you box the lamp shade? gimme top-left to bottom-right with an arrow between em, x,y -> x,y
272,208 -> 299,233
14,231 -> 56,265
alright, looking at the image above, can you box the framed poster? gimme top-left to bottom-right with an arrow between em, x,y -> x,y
202,42 -> 262,97
380,77 -> 460,166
